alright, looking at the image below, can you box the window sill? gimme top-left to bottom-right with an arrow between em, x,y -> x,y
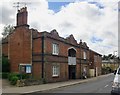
52,75 -> 59,78
52,53 -> 59,56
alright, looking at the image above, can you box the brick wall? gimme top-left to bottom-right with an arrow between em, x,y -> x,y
44,62 -> 68,83
32,33 -> 42,78
2,43 -> 8,57
89,50 -> 102,76
32,63 -> 42,79
9,26 -> 31,73
45,37 -> 81,58
44,35 -> 82,81
2,37 -> 9,57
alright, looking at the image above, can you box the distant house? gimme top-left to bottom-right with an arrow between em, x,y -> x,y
2,7 -> 102,83
102,59 -> 119,71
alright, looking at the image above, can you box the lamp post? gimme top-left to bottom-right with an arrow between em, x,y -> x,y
113,51 -> 117,70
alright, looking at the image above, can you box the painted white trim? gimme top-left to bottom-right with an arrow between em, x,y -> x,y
19,63 -> 32,66
68,57 -> 76,65
67,47 -> 77,52
52,75 -> 59,77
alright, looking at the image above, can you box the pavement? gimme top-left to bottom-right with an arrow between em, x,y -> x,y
1,73 -> 113,94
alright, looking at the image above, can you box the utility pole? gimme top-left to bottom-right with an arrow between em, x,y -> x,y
113,51 -> 117,70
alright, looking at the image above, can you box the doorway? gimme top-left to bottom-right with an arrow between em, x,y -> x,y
69,65 -> 76,79
68,48 -> 76,79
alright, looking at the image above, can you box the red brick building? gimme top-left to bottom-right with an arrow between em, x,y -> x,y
2,7 -> 102,82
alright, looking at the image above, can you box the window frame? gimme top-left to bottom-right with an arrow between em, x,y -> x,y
52,65 -> 59,77
83,51 -> 87,59
52,43 -> 59,55
19,64 -> 32,74
94,55 -> 97,62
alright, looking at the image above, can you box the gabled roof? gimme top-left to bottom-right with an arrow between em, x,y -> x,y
66,34 -> 77,45
89,49 -> 102,56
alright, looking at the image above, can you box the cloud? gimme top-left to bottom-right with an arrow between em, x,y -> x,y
0,0 -> 119,55
1,6 -> 15,24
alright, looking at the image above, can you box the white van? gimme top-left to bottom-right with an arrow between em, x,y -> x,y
111,66 -> 120,95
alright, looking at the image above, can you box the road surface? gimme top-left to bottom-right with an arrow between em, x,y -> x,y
39,74 -> 114,93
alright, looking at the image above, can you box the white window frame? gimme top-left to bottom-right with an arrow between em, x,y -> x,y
52,65 -> 59,77
52,43 -> 59,55
19,64 -> 32,74
94,55 -> 97,62
83,51 -> 87,59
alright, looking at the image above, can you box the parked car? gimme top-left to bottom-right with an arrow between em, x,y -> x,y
111,66 -> 120,95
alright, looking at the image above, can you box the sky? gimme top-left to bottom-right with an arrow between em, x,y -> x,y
0,0 -> 119,56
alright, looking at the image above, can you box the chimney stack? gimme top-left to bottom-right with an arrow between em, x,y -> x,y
16,7 -> 29,27
79,39 -> 82,44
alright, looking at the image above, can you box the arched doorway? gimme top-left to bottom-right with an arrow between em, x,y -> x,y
68,48 -> 76,79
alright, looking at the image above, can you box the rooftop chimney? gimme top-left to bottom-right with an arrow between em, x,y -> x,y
79,39 -> 82,44
16,7 -> 29,27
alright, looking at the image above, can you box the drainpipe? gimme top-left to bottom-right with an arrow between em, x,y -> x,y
79,40 -> 82,79
80,45 -> 82,79
30,29 -> 33,78
41,33 -> 44,79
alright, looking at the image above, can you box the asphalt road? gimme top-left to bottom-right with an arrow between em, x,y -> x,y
39,74 -> 114,94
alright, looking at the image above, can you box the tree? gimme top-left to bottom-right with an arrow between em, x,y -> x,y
102,54 -> 117,60
2,25 -> 14,38
108,54 -> 112,59
2,55 -> 10,72
102,55 -> 108,60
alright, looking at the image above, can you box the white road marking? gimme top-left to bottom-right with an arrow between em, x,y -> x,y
104,85 -> 109,88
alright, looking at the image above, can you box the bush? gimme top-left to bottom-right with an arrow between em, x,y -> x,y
10,76 -> 19,85
2,72 -> 9,79
0,73 -> 2,78
8,73 -> 29,80
102,67 -> 113,75
8,73 -> 18,81
17,74 -> 30,79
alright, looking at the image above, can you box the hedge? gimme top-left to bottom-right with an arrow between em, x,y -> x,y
10,76 -> 19,85
2,72 -> 9,79
8,73 -> 30,85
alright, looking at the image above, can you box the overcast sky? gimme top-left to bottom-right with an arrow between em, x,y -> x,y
0,0 -> 119,56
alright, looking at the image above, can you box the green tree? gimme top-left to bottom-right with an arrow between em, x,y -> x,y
102,55 -> 108,60
2,25 -> 14,38
2,55 -> 10,72
102,54 -> 117,60
108,54 -> 112,59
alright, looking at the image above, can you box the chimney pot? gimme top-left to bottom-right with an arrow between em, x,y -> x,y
16,7 -> 28,27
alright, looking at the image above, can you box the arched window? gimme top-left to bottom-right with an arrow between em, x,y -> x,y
68,48 -> 76,57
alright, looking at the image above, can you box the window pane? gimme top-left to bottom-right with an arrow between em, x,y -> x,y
83,51 -> 86,59
52,44 -> 59,55
52,65 -> 59,76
